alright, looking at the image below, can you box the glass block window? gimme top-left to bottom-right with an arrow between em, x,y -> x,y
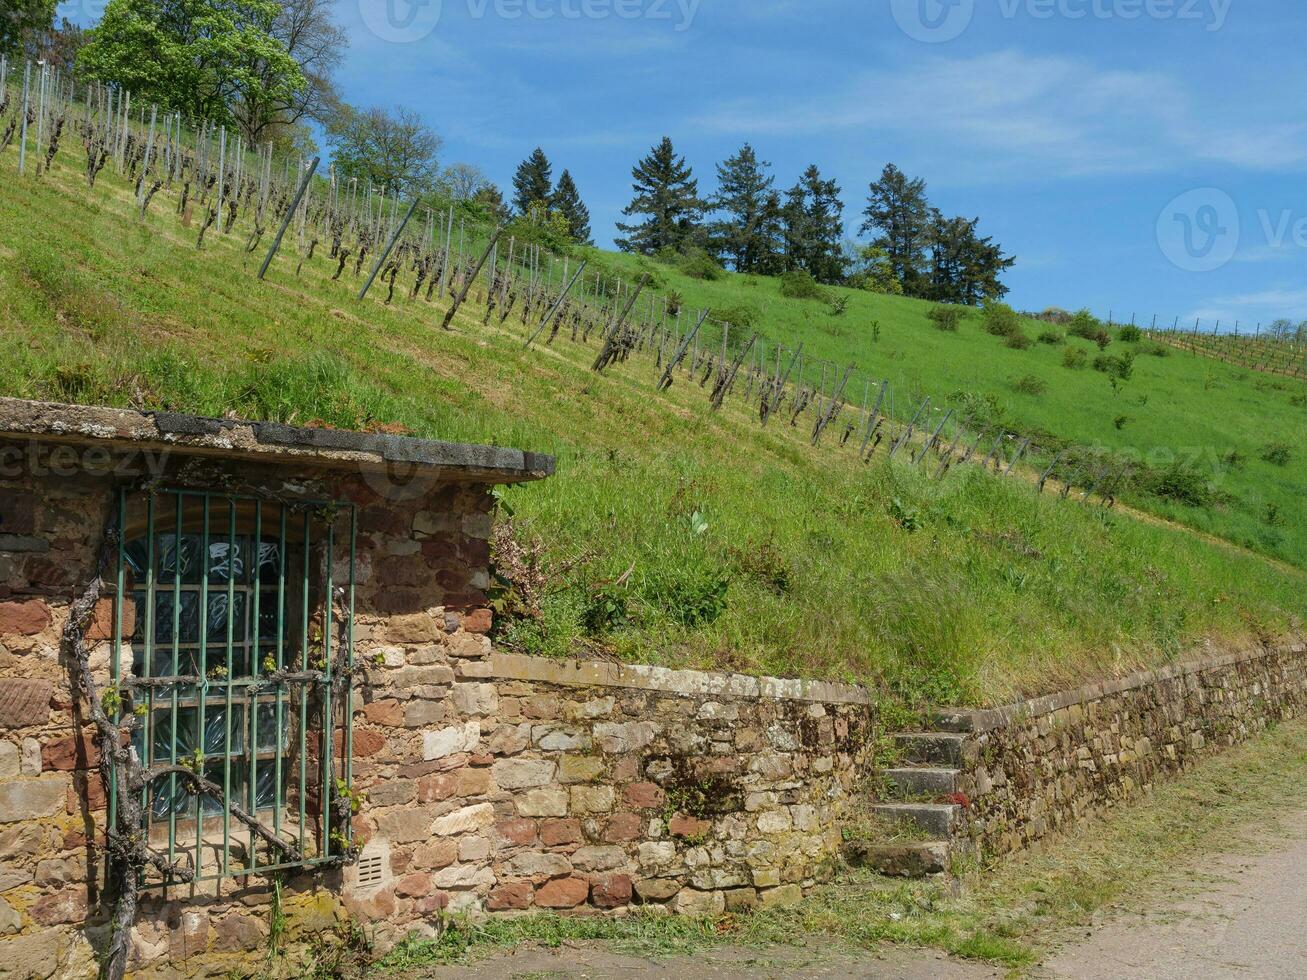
109,489 -> 357,885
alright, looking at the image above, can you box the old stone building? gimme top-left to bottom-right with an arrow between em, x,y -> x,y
0,398 -> 875,977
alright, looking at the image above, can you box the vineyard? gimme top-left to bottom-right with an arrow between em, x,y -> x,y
1147,328 -> 1307,381
1,60 -> 1305,705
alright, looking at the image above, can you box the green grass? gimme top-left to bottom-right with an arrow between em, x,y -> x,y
589,249 -> 1307,569
360,721 -> 1307,975
0,154 -> 1303,705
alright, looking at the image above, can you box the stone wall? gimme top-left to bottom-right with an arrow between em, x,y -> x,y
951,641 -> 1307,857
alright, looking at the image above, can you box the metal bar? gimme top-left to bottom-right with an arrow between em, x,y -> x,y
195,496 -> 210,880
109,489 -> 125,828
274,506 -> 287,842
248,499 -> 261,871
441,225 -> 504,330
321,516 -> 334,854
168,492 -> 182,863
358,196 -> 419,301
345,506 -> 356,832
258,156 -> 319,280
221,500 -> 236,875
525,260 -> 588,348
888,397 -> 930,460
298,508 -> 310,857
913,410 -> 953,465
141,494 -> 156,845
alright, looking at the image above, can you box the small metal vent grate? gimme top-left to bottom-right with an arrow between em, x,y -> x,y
357,853 -> 385,887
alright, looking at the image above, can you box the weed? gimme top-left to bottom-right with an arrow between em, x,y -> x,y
1261,442 -> 1292,466
1011,374 -> 1047,396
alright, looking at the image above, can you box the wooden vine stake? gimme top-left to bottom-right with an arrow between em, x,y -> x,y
441,225 -> 504,330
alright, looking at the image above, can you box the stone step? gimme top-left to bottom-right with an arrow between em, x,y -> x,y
843,840 -> 952,878
893,732 -> 974,768
925,708 -> 978,733
870,802 -> 961,840
882,767 -> 960,798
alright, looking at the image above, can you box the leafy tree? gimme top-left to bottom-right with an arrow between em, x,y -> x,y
471,183 -> 510,223
0,0 -> 54,57
709,143 -> 780,274
438,162 -> 487,201
846,243 -> 902,295
512,147 -> 553,216
77,0 -> 306,130
615,136 -> 705,255
551,169 -> 592,244
326,104 -> 441,195
30,16 -> 83,70
232,0 -> 347,144
860,163 -> 931,295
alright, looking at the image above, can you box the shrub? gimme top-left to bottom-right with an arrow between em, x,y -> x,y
1114,415 -> 1129,430
1143,341 -> 1170,357
581,588 -> 629,636
1005,331 -> 1033,350
1062,346 -> 1088,369
711,304 -> 759,331
1093,351 -> 1135,380
1118,324 -> 1143,343
1037,330 -> 1064,345
981,301 -> 1022,338
1012,374 -> 1047,396
1261,442 -> 1292,466
948,390 -> 1006,428
927,306 -> 962,332
779,269 -> 825,300
828,294 -> 850,317
667,289 -> 684,316
1138,460 -> 1214,507
678,248 -> 723,280
1067,309 -> 1103,341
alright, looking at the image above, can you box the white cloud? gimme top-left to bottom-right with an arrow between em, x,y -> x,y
693,49 -> 1307,181
1185,288 -> 1307,325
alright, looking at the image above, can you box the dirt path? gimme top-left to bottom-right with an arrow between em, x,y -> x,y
412,942 -> 1000,979
1042,807 -> 1307,979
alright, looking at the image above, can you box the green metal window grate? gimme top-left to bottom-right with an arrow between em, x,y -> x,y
109,488 -> 357,886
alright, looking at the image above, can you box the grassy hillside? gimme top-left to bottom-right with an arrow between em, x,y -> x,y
589,250 -> 1307,569
1,154 -> 1303,708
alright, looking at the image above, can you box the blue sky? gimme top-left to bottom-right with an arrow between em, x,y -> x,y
78,0 -> 1307,327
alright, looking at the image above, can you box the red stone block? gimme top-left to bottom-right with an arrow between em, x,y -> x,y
602,812 -> 643,843
85,597 -> 135,642
590,874 -> 633,909
43,733 -> 100,771
0,598 -> 51,636
540,818 -> 582,846
623,782 -> 664,809
417,773 -> 457,803
349,729 -> 387,758
395,872 -> 432,897
534,876 -> 589,909
362,699 -> 405,727
0,678 -> 53,728
463,608 -> 493,634
30,886 -> 88,926
415,892 -> 450,914
669,814 -> 711,838
487,881 -> 533,911
494,818 -> 538,847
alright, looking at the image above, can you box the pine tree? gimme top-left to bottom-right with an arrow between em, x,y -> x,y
512,147 -> 553,216
551,169 -> 592,244
797,164 -> 846,284
779,165 -> 846,283
615,137 -> 705,255
709,143 -> 779,273
924,211 -> 1014,305
860,163 -> 931,295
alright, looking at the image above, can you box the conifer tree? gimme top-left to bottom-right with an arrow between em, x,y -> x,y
709,143 -> 779,273
615,137 -> 704,255
779,164 -> 846,283
860,163 -> 931,295
551,169 -> 592,244
512,147 -> 553,216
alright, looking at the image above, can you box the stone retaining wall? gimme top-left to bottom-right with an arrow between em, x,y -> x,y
950,641 -> 1307,856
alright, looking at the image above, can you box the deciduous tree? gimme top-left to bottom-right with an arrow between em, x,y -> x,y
326,104 -> 441,195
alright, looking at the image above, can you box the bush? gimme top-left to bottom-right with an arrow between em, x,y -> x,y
927,306 -> 962,332
678,248 -> 723,281
1118,324 -> 1143,343
828,294 -> 850,317
1062,347 -> 1088,369
1261,442 -> 1292,466
981,301 -> 1022,338
1138,460 -> 1215,507
1143,341 -> 1170,357
1012,374 -> 1047,396
1037,330 -> 1064,345
711,304 -> 759,331
948,389 -> 1006,428
1067,309 -> 1103,341
779,269 -> 825,300
1093,351 -> 1135,380
1005,331 -> 1033,350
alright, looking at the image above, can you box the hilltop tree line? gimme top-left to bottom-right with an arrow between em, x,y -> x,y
8,2 -> 1009,300
613,137 -> 1014,304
